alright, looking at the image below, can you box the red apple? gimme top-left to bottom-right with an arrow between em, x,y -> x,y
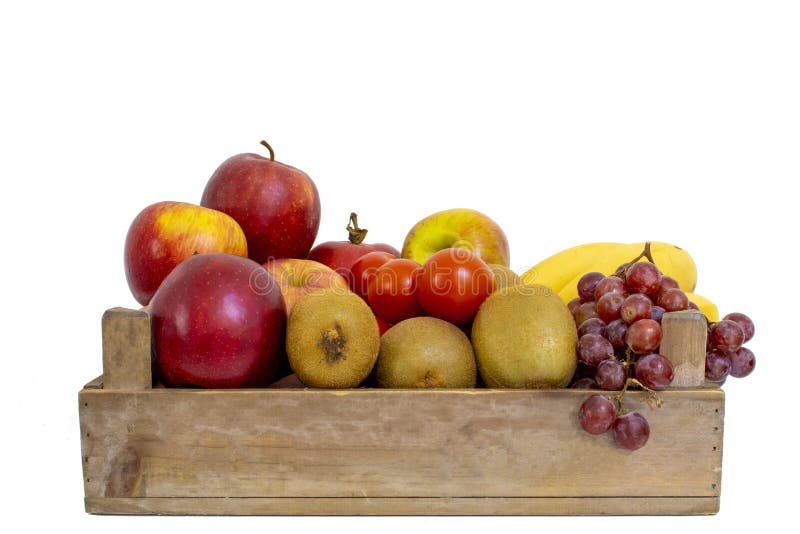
149,253 -> 286,388
262,258 -> 350,314
307,212 -> 400,286
201,141 -> 321,263
124,201 -> 248,306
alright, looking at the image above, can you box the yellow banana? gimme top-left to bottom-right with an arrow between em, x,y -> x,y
524,241 -> 697,297
520,242 -> 620,292
685,292 -> 718,322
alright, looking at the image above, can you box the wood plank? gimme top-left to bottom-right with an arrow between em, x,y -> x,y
85,496 -> 720,515
79,388 -> 724,501
102,308 -> 152,390
662,311 -> 708,388
84,375 -> 103,389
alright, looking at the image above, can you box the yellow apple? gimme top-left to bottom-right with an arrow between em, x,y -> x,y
401,208 -> 510,267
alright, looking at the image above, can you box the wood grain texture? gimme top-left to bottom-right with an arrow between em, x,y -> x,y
79,388 -> 724,508
84,496 -> 720,516
80,307 -> 724,515
661,311 -> 708,388
102,308 -> 152,390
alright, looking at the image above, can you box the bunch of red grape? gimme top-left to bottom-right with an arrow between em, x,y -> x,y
705,312 -> 756,383
567,260 -> 689,450
568,256 -> 757,451
567,261 -> 686,393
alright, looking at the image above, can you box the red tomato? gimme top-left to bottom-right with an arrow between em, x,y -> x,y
350,251 -> 396,300
375,315 -> 392,336
418,248 -> 495,325
367,259 -> 424,324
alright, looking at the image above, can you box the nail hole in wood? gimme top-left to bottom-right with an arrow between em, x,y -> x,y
83,456 -> 89,463
713,426 -> 719,432
712,446 -> 717,451
86,433 -> 90,437
86,478 -> 91,482
84,402 -> 88,407
712,483 -> 717,489
715,408 -> 719,413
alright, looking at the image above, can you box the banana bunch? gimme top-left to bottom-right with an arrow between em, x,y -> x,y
521,242 -> 718,321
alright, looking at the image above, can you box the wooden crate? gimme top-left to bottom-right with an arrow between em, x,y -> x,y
79,308 -> 724,515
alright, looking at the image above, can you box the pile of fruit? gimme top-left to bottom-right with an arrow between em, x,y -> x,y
123,141 -> 755,451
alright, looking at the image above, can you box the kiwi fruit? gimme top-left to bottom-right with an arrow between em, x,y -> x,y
286,288 -> 380,388
488,264 -> 522,289
376,317 -> 477,388
472,284 -> 578,388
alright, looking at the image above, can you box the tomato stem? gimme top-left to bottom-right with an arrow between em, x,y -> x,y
346,212 -> 368,244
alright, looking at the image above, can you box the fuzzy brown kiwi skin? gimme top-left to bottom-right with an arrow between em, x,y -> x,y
376,316 -> 477,389
286,289 -> 380,388
472,284 -> 578,388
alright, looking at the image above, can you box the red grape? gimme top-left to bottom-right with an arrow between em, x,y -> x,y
709,320 -> 745,353
612,412 -> 650,450
729,347 -> 756,378
705,350 -> 732,382
650,305 -> 666,323
596,292 -> 625,323
625,262 -> 662,296
593,276 -> 627,301
572,361 -> 595,380
657,288 -> 689,312
574,301 -> 599,325
605,319 -> 629,350
658,275 -> 680,293
595,359 -> 627,390
577,333 -> 614,367
723,312 -> 755,343
620,294 -> 653,324
578,272 -> 606,302
634,353 -> 674,390
571,377 -> 599,389
626,319 -> 663,354
579,395 -> 616,434
567,297 -> 581,316
578,317 -> 607,337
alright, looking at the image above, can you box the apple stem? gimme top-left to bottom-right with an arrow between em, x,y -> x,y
346,212 -> 368,244
259,140 -> 275,161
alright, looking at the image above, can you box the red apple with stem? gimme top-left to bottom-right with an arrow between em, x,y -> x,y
149,253 -> 287,388
307,212 -> 400,286
201,141 -> 321,263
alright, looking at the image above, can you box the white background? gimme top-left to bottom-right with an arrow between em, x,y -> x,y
1,0 -> 796,532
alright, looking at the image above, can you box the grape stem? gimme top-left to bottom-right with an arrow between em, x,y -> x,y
614,242 -> 656,277
614,377 -> 663,416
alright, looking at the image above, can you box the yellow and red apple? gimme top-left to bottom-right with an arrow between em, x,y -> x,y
124,201 -> 248,306
262,258 -> 350,314
401,208 -> 510,267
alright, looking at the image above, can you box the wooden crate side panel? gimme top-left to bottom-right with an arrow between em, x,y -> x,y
101,308 -> 151,390
84,496 -> 720,516
79,388 -> 724,500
